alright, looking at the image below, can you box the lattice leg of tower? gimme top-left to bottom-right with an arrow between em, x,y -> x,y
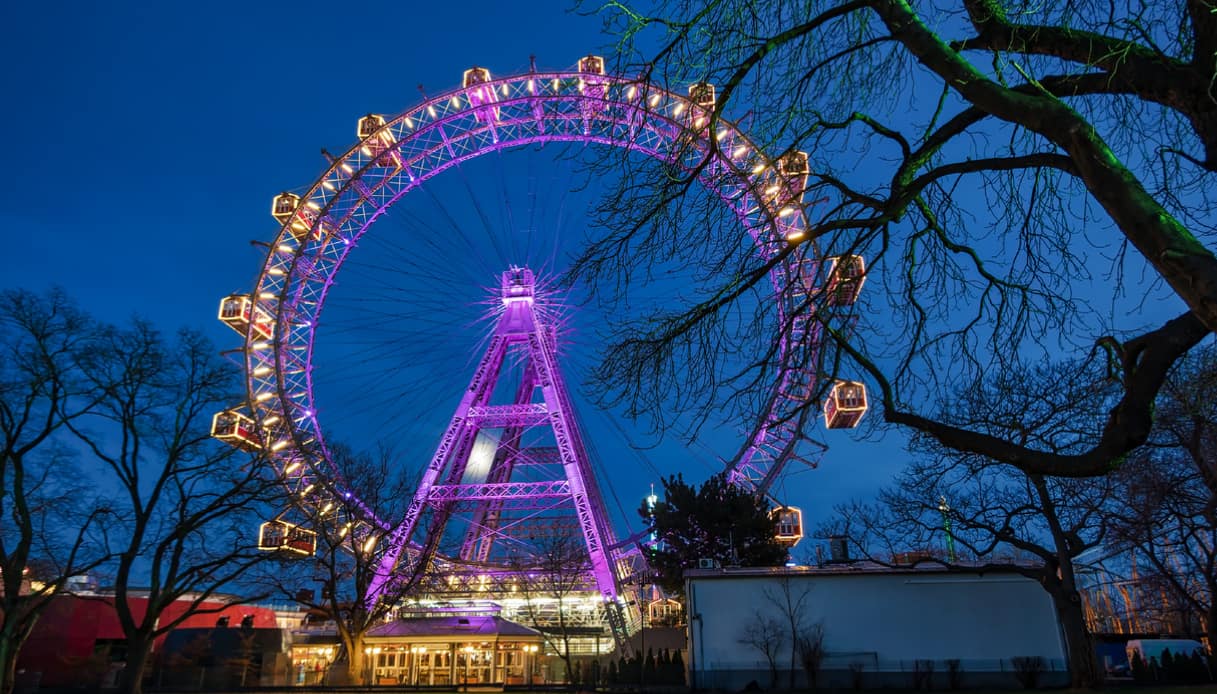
367,268 -> 630,638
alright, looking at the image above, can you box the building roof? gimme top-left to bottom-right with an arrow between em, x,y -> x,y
367,615 -> 543,640
685,559 -> 1042,580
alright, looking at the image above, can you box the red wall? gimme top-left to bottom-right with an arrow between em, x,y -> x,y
17,595 -> 277,686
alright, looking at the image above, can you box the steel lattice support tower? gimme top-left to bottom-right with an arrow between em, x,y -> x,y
368,268 -> 629,643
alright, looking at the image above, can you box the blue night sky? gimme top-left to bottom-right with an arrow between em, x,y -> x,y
0,1 -> 910,544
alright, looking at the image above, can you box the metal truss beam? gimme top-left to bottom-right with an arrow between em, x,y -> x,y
426,480 -> 571,502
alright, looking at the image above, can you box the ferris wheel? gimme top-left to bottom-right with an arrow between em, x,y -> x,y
210,56 -> 867,638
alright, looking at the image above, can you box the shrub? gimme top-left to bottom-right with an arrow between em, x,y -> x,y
1010,656 -> 1044,689
848,663 -> 865,691
945,659 -> 962,690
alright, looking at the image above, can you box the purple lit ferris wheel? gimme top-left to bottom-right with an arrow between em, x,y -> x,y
210,56 -> 867,644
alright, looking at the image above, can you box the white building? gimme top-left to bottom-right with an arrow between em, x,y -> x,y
685,563 -> 1069,689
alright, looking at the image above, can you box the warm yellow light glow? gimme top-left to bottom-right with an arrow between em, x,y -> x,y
405,117 -> 415,129
551,78 -> 559,90
427,105 -> 437,118
284,461 -> 301,474
732,145 -> 748,158
360,146 -> 372,157
501,84 -> 509,96
268,267 -> 285,276
255,391 -> 274,401
363,535 -> 378,552
673,103 -> 686,116
270,439 -> 289,451
276,244 -> 294,253
451,96 -> 461,108
262,415 -> 280,425
648,94 -> 661,107
527,79 -> 535,93
779,206 -> 796,217
626,85 -> 637,99
715,129 -> 728,141
752,163 -> 766,174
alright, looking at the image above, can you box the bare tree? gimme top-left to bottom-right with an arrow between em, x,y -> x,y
510,534 -> 595,684
824,359 -> 1114,687
1107,342 -> 1217,646
65,321 -> 277,694
796,622 -> 826,691
761,575 -> 815,689
257,443 -> 419,686
573,0 -> 1217,479
0,289 -> 113,694
738,612 -> 785,690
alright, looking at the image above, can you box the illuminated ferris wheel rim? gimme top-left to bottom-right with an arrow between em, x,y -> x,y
222,58 -> 853,533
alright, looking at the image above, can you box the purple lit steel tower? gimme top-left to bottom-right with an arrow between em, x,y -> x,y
368,267 -> 628,640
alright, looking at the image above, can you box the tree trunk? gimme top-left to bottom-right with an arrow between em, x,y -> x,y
0,634 -> 18,694
0,608 -> 39,694
117,632 -> 152,694
1207,602 -> 1217,662
1053,590 -> 1102,689
341,634 -> 366,686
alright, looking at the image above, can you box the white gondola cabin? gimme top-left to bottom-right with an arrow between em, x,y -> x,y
578,54 -> 608,109
258,520 -> 317,556
271,192 -> 330,242
271,191 -> 302,225
688,82 -> 716,110
357,113 -> 402,168
211,410 -> 263,450
463,66 -> 499,123
578,55 -> 605,75
824,380 -> 868,429
825,255 -> 866,307
217,295 -> 273,340
771,506 -> 804,546
776,151 -> 809,202
685,82 -> 716,131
